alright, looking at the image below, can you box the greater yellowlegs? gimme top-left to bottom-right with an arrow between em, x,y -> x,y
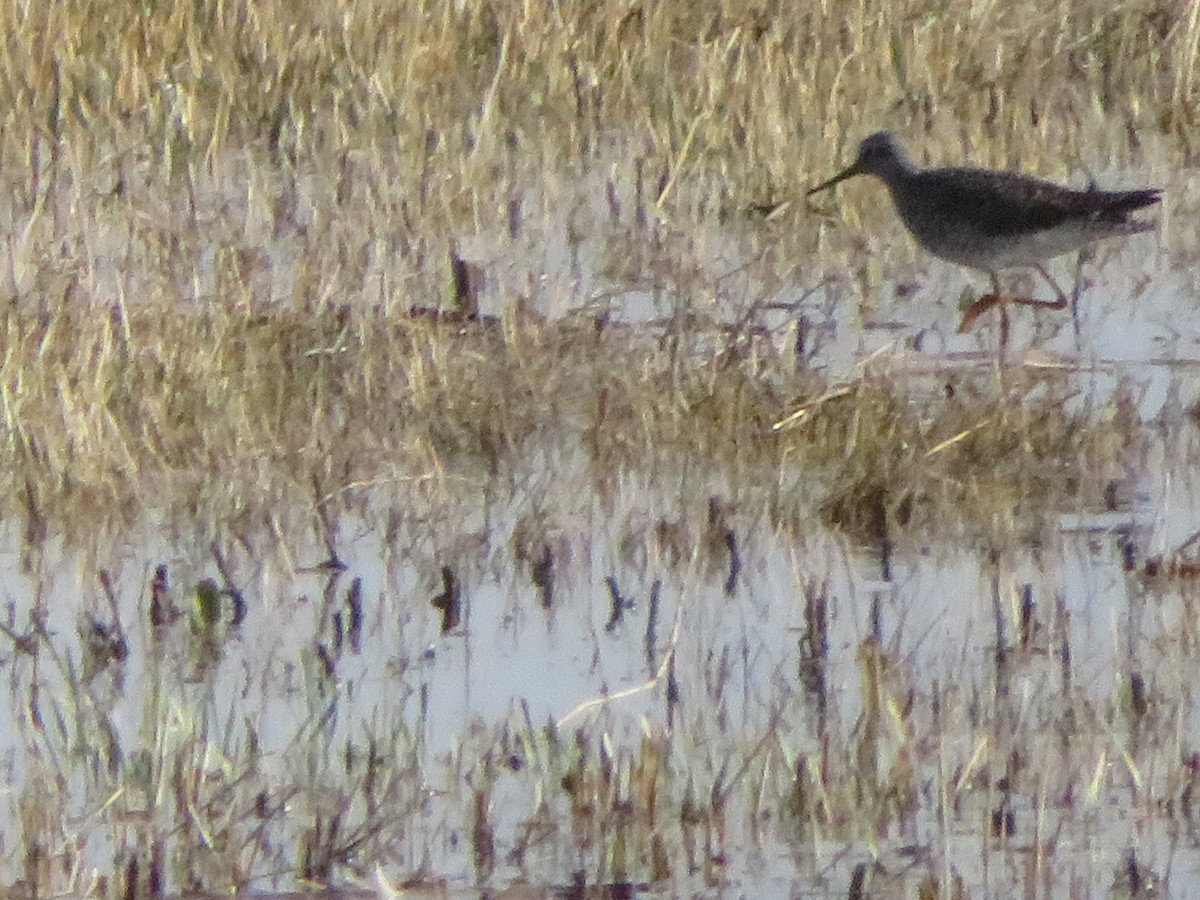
807,132 -> 1160,342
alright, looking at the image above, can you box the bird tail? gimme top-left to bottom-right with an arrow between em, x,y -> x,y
1110,189 -> 1161,215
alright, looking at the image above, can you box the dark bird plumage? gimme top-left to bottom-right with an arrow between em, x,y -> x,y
808,132 -> 1160,272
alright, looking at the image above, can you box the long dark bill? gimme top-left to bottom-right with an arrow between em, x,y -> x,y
806,162 -> 864,196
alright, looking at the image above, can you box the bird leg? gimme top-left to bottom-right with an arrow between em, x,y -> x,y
956,273 -> 1012,352
957,264 -> 1072,335
1029,264 -> 1070,310
957,292 -> 1002,333
957,272 -> 1009,335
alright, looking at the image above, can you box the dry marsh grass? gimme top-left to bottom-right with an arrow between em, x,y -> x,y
0,0 -> 1184,545
0,283 -> 1137,552
6,2 -> 1191,170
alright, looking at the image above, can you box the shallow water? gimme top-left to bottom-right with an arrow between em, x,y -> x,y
3,148 -> 1200,898
5,441 -> 1199,897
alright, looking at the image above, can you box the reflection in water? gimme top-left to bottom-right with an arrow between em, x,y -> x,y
0,142 -> 1197,897
2,437 -> 1199,896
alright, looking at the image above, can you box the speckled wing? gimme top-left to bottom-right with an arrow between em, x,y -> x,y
912,167 -> 1161,238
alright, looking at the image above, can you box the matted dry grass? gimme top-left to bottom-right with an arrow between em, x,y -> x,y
0,283 -> 1139,559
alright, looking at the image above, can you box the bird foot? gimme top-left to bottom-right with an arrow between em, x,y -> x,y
957,293 -> 1068,333
957,293 -> 1005,333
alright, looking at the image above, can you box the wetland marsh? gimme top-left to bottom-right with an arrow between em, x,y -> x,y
1,2 -> 1199,898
